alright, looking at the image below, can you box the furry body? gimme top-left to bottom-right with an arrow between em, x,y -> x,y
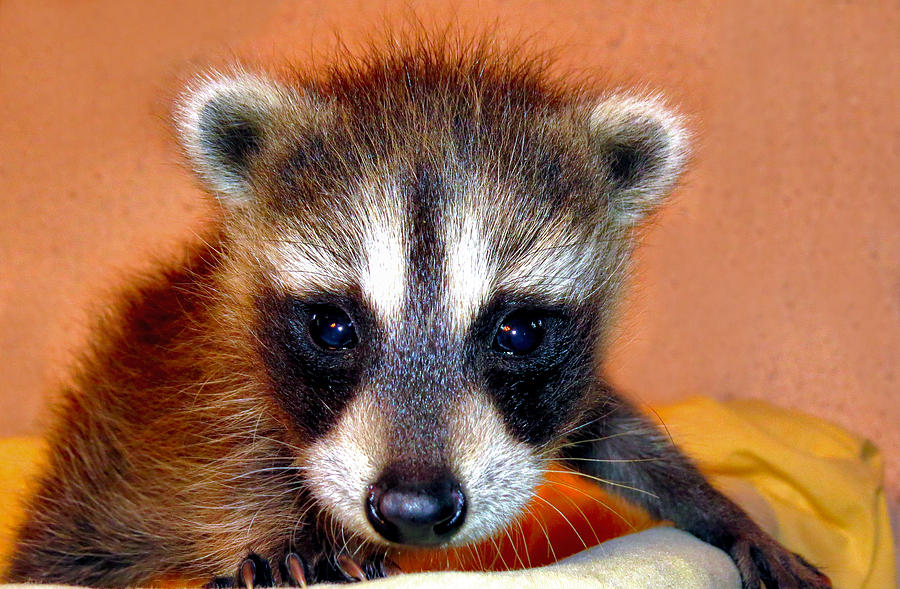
7,41 -> 829,588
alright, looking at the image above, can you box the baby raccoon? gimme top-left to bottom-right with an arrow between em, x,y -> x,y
6,40 -> 830,588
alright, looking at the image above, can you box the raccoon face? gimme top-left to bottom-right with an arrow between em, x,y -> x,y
178,54 -> 686,549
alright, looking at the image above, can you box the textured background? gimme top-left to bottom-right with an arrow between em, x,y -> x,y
0,0 -> 897,518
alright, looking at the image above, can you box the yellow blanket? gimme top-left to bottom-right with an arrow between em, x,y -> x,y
1,398 -> 895,588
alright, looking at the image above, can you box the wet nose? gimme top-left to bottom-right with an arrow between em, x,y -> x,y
366,471 -> 466,546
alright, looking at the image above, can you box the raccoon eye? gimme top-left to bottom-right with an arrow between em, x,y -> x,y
309,305 -> 357,350
494,311 -> 545,355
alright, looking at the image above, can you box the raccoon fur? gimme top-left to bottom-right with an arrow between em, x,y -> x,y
5,39 -> 831,588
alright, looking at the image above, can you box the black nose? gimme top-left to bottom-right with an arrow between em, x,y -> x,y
366,472 -> 466,546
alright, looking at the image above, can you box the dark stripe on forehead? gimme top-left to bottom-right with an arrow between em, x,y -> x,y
405,160 -> 446,317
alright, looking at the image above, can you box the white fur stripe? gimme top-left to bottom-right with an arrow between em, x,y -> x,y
445,212 -> 495,329
302,391 -> 387,545
448,392 -> 543,545
269,241 -> 353,294
360,212 -> 406,322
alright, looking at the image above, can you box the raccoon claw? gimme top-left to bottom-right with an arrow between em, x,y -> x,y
731,535 -> 831,589
329,553 -> 398,583
238,554 -> 274,589
333,554 -> 365,582
282,553 -> 308,588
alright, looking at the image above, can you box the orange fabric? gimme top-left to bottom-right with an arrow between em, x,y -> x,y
391,468 -> 652,573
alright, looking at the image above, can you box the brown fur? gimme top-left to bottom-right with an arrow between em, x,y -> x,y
5,238 -> 304,583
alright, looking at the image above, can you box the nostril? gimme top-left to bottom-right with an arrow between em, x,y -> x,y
366,473 -> 466,546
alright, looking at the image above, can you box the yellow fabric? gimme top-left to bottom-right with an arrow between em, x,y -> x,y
0,437 -> 45,573
654,397 -> 896,589
0,399 -> 894,589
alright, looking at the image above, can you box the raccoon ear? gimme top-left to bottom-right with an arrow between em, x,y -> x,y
588,94 -> 689,225
177,72 -> 294,205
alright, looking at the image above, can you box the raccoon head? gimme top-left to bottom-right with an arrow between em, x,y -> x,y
178,50 -> 686,549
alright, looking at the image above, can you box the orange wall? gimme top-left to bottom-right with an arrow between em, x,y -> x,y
0,2 -> 897,502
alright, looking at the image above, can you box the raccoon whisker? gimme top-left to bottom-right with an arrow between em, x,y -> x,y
245,489 -> 288,539
351,533 -> 367,558
542,469 -> 658,499
523,502 -> 558,564
640,403 -> 679,450
515,515 -> 533,569
530,493 -> 590,553
221,466 -> 306,483
337,524 -> 350,556
291,494 -> 316,542
463,538 -> 483,572
323,511 -> 338,548
545,407 -> 621,444
332,514 -> 345,555
538,456 -> 659,464
257,441 -> 309,458
349,532 -> 368,559
312,507 -> 332,551
543,430 -> 643,453
289,495 -> 318,545
540,482 -> 605,546
541,478 -> 639,533
311,396 -> 336,418
187,492 -> 297,510
500,522 -> 526,571
486,529 -> 505,571
186,228 -> 228,254
338,523 -> 366,559
336,524 -> 366,560
199,455 -> 301,464
244,434 -> 308,454
457,542 -> 472,570
188,375 -> 235,408
478,535 -> 490,571
547,400 -> 656,451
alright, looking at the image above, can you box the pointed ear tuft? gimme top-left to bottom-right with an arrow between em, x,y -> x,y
177,72 -> 294,205
589,93 -> 689,225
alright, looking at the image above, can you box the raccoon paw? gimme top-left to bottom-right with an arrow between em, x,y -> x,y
282,551 -> 401,586
206,551 -> 401,587
730,533 -> 831,589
